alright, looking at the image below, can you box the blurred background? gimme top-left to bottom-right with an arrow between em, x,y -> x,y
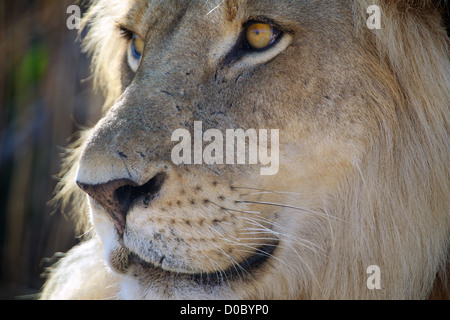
0,0 -> 103,299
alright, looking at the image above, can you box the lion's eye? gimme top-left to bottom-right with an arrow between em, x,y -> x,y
126,33 -> 144,72
131,34 -> 144,60
245,23 -> 280,50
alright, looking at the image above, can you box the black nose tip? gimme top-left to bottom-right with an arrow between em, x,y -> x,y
77,172 -> 166,235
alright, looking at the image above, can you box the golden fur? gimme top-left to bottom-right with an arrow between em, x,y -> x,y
41,0 -> 449,299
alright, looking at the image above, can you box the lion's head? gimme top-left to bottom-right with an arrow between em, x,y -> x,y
42,0 -> 449,299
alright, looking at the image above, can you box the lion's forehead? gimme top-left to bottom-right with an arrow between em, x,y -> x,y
117,0 -> 350,38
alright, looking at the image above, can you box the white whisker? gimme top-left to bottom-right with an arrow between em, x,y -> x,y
206,224 -> 241,243
278,238 -> 323,293
209,200 -> 261,215
236,200 -> 347,223
232,186 -> 304,195
205,0 -> 224,16
240,216 -> 328,257
239,190 -> 309,206
207,240 -> 249,281
200,251 -> 227,283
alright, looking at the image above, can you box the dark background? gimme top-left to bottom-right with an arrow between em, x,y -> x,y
0,0 -> 102,299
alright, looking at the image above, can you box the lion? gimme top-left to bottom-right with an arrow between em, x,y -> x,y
41,0 -> 449,299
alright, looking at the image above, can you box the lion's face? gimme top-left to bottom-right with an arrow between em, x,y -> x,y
71,0 -> 449,299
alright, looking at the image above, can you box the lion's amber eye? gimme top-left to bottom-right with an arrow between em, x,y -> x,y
245,23 -> 279,50
131,34 -> 144,60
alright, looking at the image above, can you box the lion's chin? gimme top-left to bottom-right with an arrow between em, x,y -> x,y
104,240 -> 280,299
109,239 -> 279,287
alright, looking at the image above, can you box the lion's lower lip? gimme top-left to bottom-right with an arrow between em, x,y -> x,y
128,241 -> 279,286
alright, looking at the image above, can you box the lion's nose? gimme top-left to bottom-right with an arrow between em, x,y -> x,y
77,172 -> 166,235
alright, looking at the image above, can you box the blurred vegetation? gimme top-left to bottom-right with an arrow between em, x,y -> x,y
0,0 -> 102,299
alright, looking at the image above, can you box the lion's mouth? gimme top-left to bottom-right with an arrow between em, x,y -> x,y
124,241 -> 279,286
92,169 -> 281,286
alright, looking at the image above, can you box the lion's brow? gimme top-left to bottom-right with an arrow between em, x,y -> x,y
119,0 -> 151,29
224,0 -> 241,21
206,0 -> 241,21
